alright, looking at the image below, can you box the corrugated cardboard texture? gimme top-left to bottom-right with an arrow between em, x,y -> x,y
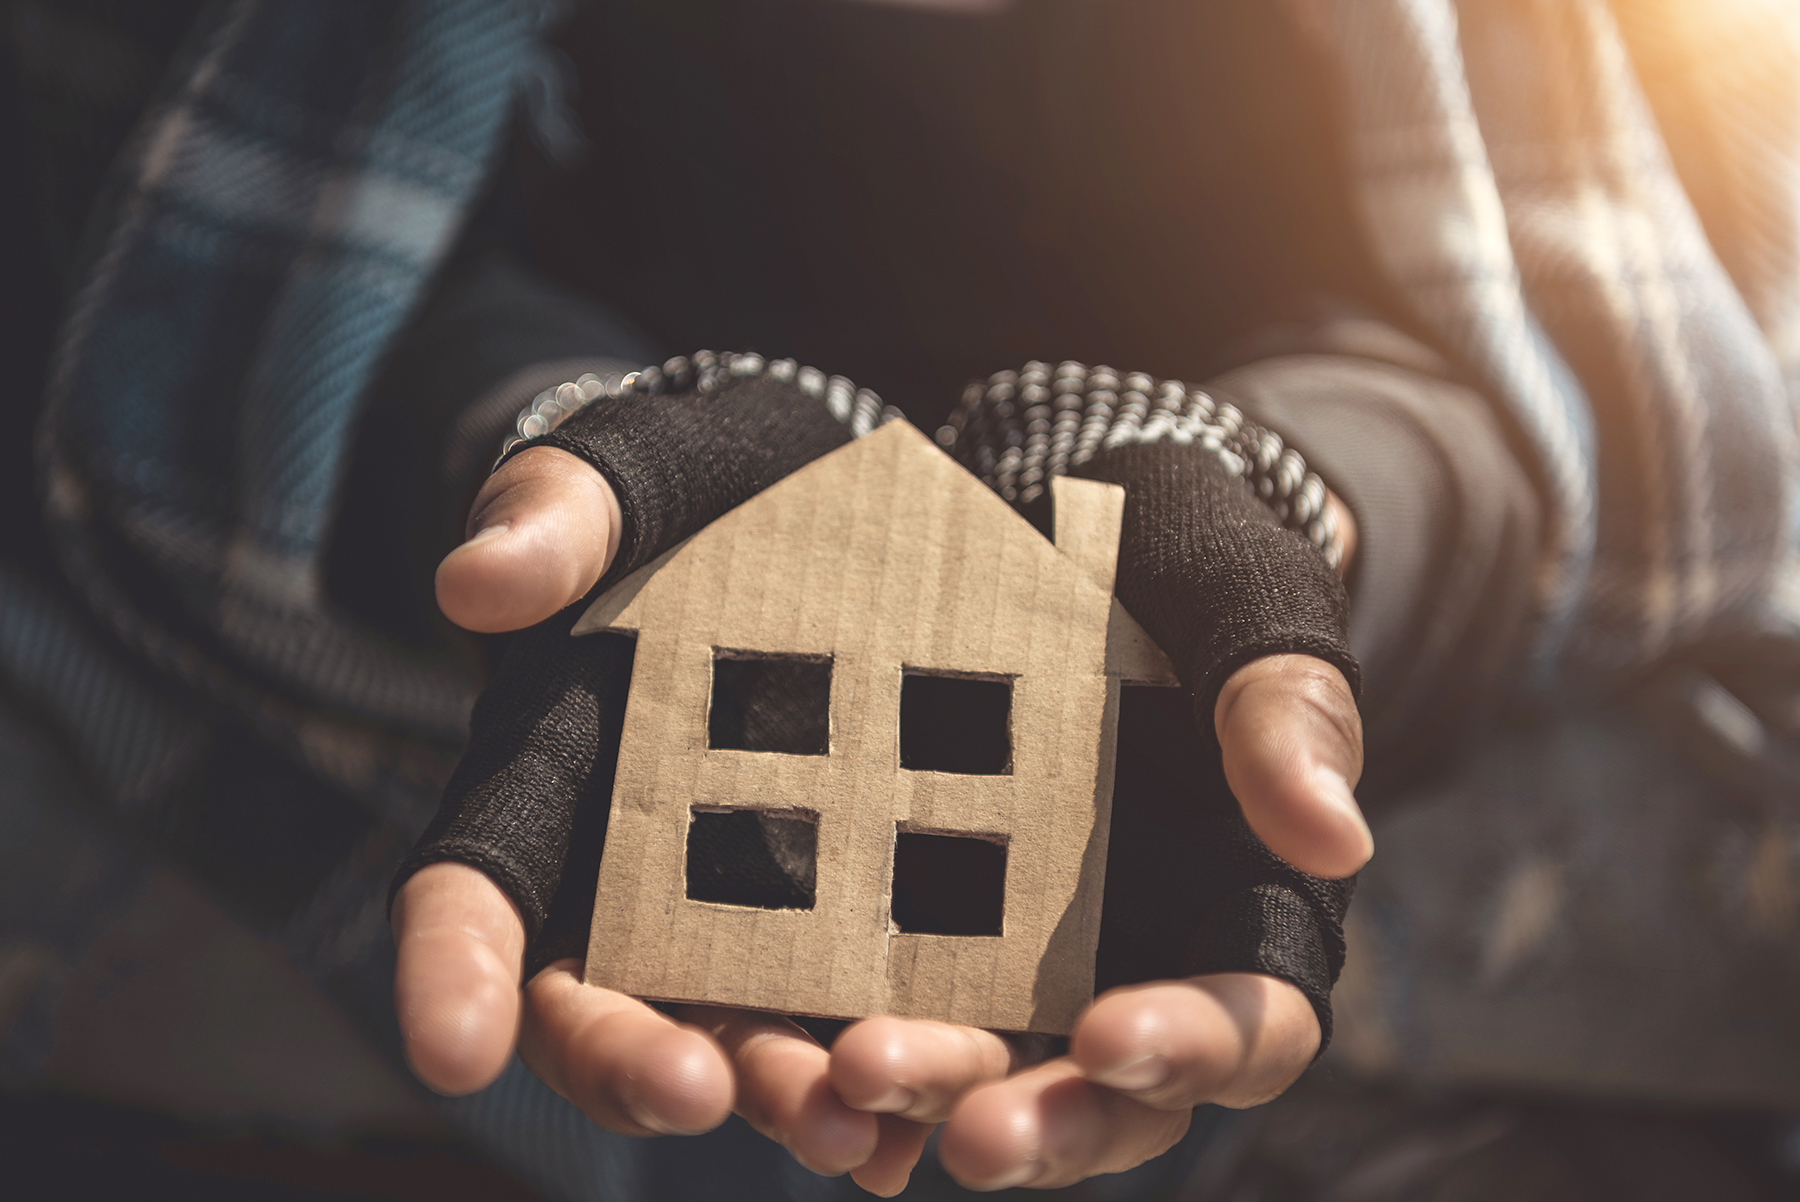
576,420 -> 1175,1033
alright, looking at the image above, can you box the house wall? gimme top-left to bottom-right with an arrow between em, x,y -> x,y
584,422 -> 1121,1033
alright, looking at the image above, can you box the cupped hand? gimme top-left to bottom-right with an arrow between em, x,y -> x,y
392,859 -> 1317,1195
830,972 -> 1318,1193
398,444 -> 1370,1188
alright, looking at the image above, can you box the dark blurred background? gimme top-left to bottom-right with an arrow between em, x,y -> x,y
7,1 -> 1800,1199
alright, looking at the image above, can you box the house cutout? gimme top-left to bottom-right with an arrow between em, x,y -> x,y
573,419 -> 1177,1034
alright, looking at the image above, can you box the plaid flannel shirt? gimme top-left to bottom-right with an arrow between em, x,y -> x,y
1288,0 -> 1800,678
12,0 -> 1800,952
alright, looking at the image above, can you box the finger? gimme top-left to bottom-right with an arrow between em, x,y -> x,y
436,446 -> 622,633
1070,974 -> 1319,1111
521,961 -> 734,1136
1215,652 -> 1370,878
682,1006 -> 880,1176
829,1015 -> 1016,1122
391,862 -> 527,1095
1324,491 -> 1358,574
850,1113 -> 937,1198
937,1059 -> 1191,1191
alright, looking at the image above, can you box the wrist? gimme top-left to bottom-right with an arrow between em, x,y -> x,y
939,360 -> 1350,571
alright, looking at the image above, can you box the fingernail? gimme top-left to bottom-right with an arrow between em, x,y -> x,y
626,1102 -> 703,1137
1090,1052 -> 1170,1092
462,522 -> 511,549
863,1085 -> 917,1113
622,1088 -> 705,1136
855,1165 -> 913,1199
626,1105 -> 681,1135
984,1161 -> 1045,1190
1313,766 -> 1374,860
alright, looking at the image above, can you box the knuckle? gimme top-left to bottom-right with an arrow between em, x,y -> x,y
1275,655 -> 1354,709
1269,661 -> 1363,762
952,1025 -> 1010,1077
853,1014 -> 912,1058
1300,681 -> 1362,751
465,470 -> 528,529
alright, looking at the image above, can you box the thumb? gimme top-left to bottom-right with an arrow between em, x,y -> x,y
436,446 -> 621,633
1214,654 -> 1371,879
392,862 -> 528,1095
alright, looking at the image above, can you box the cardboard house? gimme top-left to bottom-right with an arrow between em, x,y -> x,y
573,419 -> 1176,1034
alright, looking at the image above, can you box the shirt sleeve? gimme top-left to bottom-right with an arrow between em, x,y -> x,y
1210,333 -> 1542,800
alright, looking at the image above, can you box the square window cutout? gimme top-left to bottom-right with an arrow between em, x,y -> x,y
709,651 -> 831,755
900,671 -> 1012,775
891,829 -> 1006,936
686,808 -> 817,910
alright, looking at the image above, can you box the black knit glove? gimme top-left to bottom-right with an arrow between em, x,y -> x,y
393,356 -> 1359,1044
526,363 -> 856,590
1076,441 -> 1357,727
395,361 -> 857,946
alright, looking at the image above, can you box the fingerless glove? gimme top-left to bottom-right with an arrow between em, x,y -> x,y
394,354 -> 1358,1044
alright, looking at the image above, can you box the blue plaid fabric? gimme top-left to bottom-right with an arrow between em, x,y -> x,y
38,0 -> 547,758
33,0 -> 1798,772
